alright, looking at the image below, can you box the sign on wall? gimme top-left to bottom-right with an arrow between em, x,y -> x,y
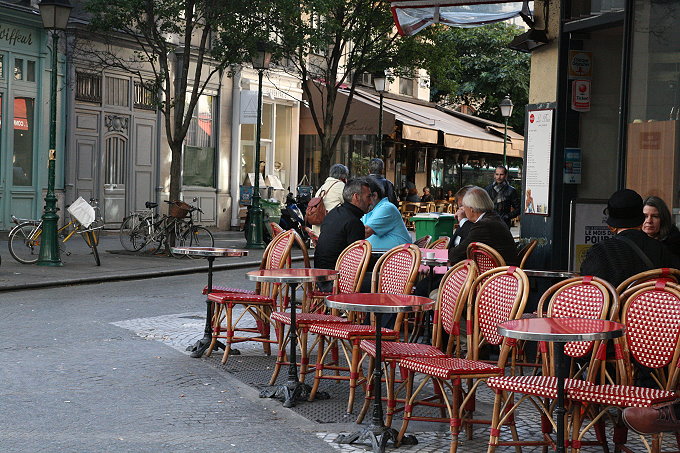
239,90 -> 259,124
568,51 -> 592,78
569,199 -> 611,271
524,109 -> 554,215
564,147 -> 581,184
571,80 -> 591,112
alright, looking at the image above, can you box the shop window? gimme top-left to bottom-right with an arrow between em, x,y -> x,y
75,72 -> 102,104
399,77 -> 414,96
14,58 -> 23,80
134,81 -> 156,110
105,76 -> 130,107
183,94 -> 215,187
104,135 -> 127,185
26,60 -> 35,82
274,104 -> 292,188
12,97 -> 34,186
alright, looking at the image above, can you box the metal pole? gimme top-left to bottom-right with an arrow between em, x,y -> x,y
37,30 -> 62,266
502,116 -> 509,168
378,92 -> 384,159
246,69 -> 265,249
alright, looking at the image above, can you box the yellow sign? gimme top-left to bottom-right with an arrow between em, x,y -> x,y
568,51 -> 592,78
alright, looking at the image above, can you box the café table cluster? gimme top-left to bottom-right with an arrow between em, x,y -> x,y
174,235 -> 680,453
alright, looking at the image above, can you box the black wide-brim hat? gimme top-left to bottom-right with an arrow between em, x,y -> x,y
604,189 -> 645,228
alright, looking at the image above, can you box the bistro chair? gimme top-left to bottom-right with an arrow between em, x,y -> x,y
615,267 -> 680,294
428,236 -> 451,250
402,203 -> 419,228
569,280 -> 680,453
306,243 -> 422,414
356,260 -> 478,427
304,226 -> 319,248
206,230 -> 297,364
413,235 -> 432,249
467,242 -> 505,275
486,276 -> 618,452
516,239 -> 538,269
270,222 -> 285,238
396,266 -> 530,453
268,239 -> 372,384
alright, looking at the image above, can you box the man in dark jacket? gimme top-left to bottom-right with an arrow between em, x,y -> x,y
314,179 -> 372,290
448,186 -> 519,266
580,189 -> 680,287
485,166 -> 520,228
368,158 -> 398,206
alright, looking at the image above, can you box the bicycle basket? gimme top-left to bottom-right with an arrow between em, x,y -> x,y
169,200 -> 191,218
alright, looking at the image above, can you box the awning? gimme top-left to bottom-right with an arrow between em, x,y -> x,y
390,0 -> 527,36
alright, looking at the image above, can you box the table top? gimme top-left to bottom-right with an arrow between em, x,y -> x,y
325,293 -> 434,314
170,246 -> 248,257
247,268 -> 339,284
497,317 -> 625,342
523,269 -> 579,279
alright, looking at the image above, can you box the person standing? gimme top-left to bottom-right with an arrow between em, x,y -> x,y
312,164 -> 349,236
368,158 -> 398,206
485,166 -> 520,228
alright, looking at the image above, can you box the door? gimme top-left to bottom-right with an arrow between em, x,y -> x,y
102,133 -> 127,223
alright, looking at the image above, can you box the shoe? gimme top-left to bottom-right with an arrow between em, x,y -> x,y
623,401 -> 680,434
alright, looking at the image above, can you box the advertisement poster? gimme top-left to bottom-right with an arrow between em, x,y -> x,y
569,199 -> 611,271
239,90 -> 259,124
524,109 -> 553,215
571,80 -> 591,112
564,147 -> 582,184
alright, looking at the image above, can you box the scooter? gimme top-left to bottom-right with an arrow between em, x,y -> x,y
279,192 -> 310,246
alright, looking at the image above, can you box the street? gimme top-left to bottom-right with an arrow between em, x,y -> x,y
0,270 -> 336,452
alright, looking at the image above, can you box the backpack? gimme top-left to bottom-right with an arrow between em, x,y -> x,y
305,181 -> 339,225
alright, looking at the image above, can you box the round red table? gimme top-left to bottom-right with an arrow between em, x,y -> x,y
247,268 -> 338,407
497,317 -> 625,453
325,293 -> 434,453
170,246 -> 248,358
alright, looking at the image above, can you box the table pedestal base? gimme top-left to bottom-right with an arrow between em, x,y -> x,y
337,425 -> 417,453
259,381 -> 329,407
186,336 -> 235,358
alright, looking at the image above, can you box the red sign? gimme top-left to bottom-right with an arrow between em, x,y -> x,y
571,80 -> 591,112
14,98 -> 28,130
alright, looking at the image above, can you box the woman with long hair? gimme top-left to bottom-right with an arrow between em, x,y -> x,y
642,196 -> 680,257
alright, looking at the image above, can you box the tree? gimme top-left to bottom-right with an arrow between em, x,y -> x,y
426,23 -> 530,132
81,0 -> 264,202
270,0 -> 436,180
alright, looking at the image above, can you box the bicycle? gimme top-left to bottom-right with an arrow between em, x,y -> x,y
119,199 -> 214,257
8,198 -> 104,266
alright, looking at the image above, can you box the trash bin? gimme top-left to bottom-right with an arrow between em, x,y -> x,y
411,214 -> 457,240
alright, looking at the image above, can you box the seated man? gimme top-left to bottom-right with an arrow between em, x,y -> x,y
314,178 -> 372,291
580,189 -> 680,287
362,176 -> 411,250
447,186 -> 519,266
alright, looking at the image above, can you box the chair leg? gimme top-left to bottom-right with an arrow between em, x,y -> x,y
487,389 -> 504,453
347,342 -> 362,414
268,320 -> 286,386
299,328 -> 309,383
205,303 -> 223,358
356,356 -> 375,424
450,378 -> 462,453
397,371 -> 416,445
385,361 -> 397,428
221,304 -> 235,364
308,336 -> 326,402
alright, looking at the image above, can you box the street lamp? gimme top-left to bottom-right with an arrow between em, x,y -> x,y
37,0 -> 72,266
499,95 -> 514,168
245,42 -> 272,249
373,71 -> 389,160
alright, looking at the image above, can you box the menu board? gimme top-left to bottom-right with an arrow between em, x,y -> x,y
524,109 -> 554,215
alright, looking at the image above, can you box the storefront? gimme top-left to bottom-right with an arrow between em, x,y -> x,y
0,11 -> 57,229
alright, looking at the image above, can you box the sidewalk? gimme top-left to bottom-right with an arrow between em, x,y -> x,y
0,229 -> 309,292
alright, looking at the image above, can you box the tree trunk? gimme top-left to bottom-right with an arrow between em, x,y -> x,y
169,139 -> 182,202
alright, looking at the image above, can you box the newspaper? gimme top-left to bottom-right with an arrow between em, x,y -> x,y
67,197 -> 95,228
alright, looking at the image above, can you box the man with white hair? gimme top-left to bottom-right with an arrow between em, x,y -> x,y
447,186 -> 518,265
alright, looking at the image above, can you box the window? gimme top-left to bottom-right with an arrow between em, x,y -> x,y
0,55 -> 4,78
26,60 -> 35,82
14,58 -> 23,80
104,135 -> 127,185
12,97 -> 35,186
183,94 -> 215,187
75,72 -> 102,103
105,76 -> 130,107
399,77 -> 414,96
134,81 -> 157,110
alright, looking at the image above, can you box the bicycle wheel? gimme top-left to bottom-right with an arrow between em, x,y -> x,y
83,230 -> 101,266
8,222 -> 42,264
183,226 -> 214,248
119,215 -> 147,251
168,221 -> 189,258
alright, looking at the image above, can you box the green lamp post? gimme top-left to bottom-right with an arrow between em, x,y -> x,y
37,0 -> 72,266
372,71 -> 389,160
246,42 -> 272,249
499,95 -> 514,168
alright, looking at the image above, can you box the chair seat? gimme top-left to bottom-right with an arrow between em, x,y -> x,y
399,356 -> 503,379
202,285 -> 256,295
487,375 -> 594,399
271,312 -> 348,325
568,384 -> 677,408
308,322 -> 399,340
360,340 -> 446,360
207,292 -> 275,304
309,290 -> 333,298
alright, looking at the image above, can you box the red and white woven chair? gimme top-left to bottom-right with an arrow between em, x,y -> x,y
356,259 -> 478,427
268,239 -> 372,385
486,276 -> 618,452
413,235 -> 432,249
205,230 -> 297,364
395,266 -> 529,453
466,242 -> 505,274
569,280 -> 680,453
517,239 -> 537,269
615,267 -> 680,295
304,226 -> 319,248
428,236 -> 451,250
270,222 -> 285,238
306,243 -> 422,414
